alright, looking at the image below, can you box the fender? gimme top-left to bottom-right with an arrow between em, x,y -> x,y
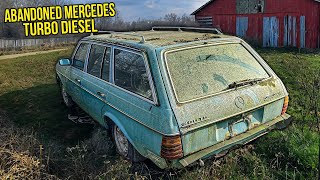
102,112 -> 137,148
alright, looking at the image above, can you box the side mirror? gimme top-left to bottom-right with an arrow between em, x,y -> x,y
59,58 -> 71,66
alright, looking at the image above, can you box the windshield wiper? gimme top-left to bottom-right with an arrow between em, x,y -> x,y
227,78 -> 266,89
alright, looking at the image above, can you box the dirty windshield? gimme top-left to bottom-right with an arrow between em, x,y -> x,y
165,43 -> 270,103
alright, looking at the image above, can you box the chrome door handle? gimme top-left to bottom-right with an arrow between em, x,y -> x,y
97,92 -> 106,98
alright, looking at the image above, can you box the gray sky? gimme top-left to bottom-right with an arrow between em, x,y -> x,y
74,0 -> 208,21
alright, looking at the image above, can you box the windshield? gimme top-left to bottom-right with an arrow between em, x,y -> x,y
165,43 -> 270,103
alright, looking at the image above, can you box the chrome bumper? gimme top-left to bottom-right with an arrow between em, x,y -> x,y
178,113 -> 292,167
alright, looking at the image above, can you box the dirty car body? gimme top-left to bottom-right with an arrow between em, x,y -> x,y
56,28 -> 291,169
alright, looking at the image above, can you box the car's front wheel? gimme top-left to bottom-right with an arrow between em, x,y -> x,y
112,124 -> 145,162
60,83 -> 74,108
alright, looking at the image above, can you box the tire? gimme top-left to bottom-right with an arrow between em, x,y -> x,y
112,124 -> 146,162
60,82 -> 74,108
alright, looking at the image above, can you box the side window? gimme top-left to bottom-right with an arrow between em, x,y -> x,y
114,49 -> 153,101
102,47 -> 111,81
87,44 -> 106,78
73,43 -> 89,70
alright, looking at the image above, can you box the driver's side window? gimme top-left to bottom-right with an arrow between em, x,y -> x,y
73,43 -> 89,70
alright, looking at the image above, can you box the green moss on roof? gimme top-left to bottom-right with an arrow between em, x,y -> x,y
85,31 -> 232,47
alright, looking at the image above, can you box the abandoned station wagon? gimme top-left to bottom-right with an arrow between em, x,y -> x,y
56,27 -> 291,169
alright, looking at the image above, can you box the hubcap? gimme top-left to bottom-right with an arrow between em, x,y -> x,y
114,126 -> 129,157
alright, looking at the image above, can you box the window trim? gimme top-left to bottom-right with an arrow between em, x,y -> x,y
74,40 -> 159,105
72,42 -> 90,71
86,43 -> 109,79
163,41 -> 273,104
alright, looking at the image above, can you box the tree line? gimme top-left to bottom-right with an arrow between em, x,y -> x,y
95,13 -> 198,32
0,0 -> 72,38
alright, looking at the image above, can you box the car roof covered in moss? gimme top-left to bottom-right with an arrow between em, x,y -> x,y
83,28 -> 235,49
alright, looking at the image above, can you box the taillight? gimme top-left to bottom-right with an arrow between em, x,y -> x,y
160,135 -> 183,160
281,96 -> 289,115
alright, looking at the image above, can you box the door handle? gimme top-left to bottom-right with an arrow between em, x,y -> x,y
75,78 -> 81,84
97,91 -> 106,98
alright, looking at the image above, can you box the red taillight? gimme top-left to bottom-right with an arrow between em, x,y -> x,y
160,135 -> 183,160
281,96 -> 289,115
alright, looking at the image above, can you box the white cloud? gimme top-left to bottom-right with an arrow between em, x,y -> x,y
144,0 -> 157,8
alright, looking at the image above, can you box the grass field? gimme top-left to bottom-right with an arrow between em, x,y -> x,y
0,48 -> 319,179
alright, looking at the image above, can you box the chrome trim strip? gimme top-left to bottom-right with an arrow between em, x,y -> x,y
85,72 -> 158,105
56,71 -> 178,136
82,38 -> 147,53
162,41 -> 274,104
110,46 -> 115,83
179,114 -> 289,167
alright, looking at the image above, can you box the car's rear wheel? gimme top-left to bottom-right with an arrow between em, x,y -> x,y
112,124 -> 146,162
60,83 -> 74,108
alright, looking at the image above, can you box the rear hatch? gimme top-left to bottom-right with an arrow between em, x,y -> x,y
163,41 -> 288,156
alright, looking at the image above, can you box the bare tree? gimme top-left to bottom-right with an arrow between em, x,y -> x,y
95,12 -> 198,32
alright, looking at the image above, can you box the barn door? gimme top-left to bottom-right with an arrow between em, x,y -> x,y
284,16 -> 298,47
300,16 -> 306,48
236,17 -> 248,38
263,17 -> 279,47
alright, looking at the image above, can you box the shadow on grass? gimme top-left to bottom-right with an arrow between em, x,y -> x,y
0,83 -> 94,145
0,83 -> 202,179
0,83 -> 317,179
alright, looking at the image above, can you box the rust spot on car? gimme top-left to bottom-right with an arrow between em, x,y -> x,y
258,78 -> 276,87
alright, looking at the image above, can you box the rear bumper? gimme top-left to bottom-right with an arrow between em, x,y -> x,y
174,113 -> 292,168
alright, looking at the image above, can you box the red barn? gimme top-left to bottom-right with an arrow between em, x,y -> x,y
192,0 -> 320,48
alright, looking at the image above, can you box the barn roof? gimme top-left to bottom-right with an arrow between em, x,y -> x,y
191,0 -> 320,15
191,0 -> 215,15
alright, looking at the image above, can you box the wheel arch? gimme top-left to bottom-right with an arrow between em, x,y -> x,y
103,113 -> 136,148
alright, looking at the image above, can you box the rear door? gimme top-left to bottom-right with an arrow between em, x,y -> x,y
80,43 -> 112,123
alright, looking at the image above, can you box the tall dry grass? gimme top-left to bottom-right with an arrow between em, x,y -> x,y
0,110 -> 58,179
0,109 -> 143,179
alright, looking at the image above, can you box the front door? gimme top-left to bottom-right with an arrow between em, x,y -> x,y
81,44 -> 112,124
69,42 -> 90,109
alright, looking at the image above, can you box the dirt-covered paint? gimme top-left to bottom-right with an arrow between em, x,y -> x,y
58,30 -> 291,169
85,31 -> 231,48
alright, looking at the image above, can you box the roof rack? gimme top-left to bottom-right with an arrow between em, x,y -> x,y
151,26 -> 223,35
91,31 -> 146,43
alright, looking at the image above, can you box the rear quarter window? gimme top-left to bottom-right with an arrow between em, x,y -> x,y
114,49 -> 154,101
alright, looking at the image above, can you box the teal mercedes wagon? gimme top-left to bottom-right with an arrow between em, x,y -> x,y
56,27 -> 291,169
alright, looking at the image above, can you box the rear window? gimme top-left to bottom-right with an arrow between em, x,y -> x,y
165,43 -> 270,103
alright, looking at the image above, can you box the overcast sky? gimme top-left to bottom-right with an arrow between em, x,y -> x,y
74,0 -> 208,21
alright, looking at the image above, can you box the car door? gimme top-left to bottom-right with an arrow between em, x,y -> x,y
81,43 -> 112,124
69,42 -> 90,109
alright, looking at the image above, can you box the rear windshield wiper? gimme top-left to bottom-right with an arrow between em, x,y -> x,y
227,78 -> 266,89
